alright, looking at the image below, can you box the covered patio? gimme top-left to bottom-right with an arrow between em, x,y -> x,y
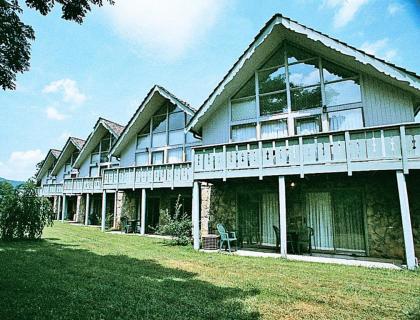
197,171 -> 419,269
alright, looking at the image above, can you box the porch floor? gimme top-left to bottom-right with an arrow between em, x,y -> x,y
201,249 -> 402,270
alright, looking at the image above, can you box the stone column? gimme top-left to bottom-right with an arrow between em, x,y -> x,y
114,191 -> 124,229
75,195 -> 82,223
192,182 -> 201,250
200,183 -> 211,237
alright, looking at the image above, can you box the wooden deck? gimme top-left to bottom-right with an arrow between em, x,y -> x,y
63,177 -> 103,194
102,162 -> 193,190
193,123 -> 420,180
40,183 -> 63,196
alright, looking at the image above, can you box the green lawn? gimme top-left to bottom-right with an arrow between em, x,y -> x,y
0,223 -> 419,320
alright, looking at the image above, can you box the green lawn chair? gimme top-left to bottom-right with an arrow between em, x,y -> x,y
216,224 -> 237,253
120,216 -> 132,233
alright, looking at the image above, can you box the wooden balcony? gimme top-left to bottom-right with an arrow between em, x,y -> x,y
102,163 -> 193,190
193,123 -> 420,180
40,183 -> 63,196
63,177 -> 103,194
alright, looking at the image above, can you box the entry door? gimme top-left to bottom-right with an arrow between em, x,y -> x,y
261,193 -> 279,246
306,192 -> 334,251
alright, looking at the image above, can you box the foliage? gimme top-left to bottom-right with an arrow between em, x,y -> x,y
0,0 -> 114,90
154,195 -> 192,245
0,180 -> 53,240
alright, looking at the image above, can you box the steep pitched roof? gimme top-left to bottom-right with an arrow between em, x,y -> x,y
72,117 -> 125,168
35,149 -> 62,182
187,13 -> 420,133
51,149 -> 61,159
101,118 -> 126,137
110,85 -> 195,157
51,137 -> 86,176
69,137 -> 86,151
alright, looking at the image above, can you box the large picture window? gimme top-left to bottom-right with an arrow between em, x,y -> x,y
90,132 -> 115,166
229,43 -> 363,141
135,101 -> 201,166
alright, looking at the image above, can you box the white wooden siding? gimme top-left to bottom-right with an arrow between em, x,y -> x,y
362,75 -> 414,126
202,102 -> 230,145
78,158 -> 91,177
119,139 -> 137,167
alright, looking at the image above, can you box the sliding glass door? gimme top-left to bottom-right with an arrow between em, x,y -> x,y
306,190 -> 366,254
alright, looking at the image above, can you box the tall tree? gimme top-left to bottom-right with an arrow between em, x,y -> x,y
0,0 -> 114,90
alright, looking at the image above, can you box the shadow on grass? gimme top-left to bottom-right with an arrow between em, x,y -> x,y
0,239 -> 260,320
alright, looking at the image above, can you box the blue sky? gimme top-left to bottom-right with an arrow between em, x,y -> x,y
0,0 -> 419,180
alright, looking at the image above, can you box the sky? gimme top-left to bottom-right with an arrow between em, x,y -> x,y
0,0 -> 419,181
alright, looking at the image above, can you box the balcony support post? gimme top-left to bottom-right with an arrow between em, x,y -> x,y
278,176 -> 287,258
62,195 -> 67,222
396,171 -> 417,270
101,191 -> 106,232
140,189 -> 147,235
85,193 -> 90,226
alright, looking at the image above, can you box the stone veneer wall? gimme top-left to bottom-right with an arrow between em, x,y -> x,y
75,195 -> 86,224
200,172 -> 419,260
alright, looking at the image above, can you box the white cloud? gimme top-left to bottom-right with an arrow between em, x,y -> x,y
45,106 -> 67,121
43,79 -> 86,105
0,149 -> 45,181
324,0 -> 369,28
387,2 -> 403,15
105,0 -> 226,60
360,38 -> 398,62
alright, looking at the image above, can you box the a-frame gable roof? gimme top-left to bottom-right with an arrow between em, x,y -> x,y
110,85 -> 195,157
35,149 -> 61,182
187,13 -> 420,133
73,117 -> 125,168
51,137 -> 85,176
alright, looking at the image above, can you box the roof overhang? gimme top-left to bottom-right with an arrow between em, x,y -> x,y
111,85 -> 195,157
73,118 -> 122,168
187,14 -> 420,133
35,149 -> 60,182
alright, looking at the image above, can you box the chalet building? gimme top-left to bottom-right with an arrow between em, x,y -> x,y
37,14 -> 420,269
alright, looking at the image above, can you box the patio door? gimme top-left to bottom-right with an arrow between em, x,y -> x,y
261,193 -> 279,246
333,191 -> 366,253
237,192 -> 278,247
146,197 -> 160,233
306,192 -> 334,251
306,190 -> 366,253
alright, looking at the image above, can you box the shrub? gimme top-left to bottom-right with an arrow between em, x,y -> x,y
0,181 -> 53,240
155,195 -> 192,245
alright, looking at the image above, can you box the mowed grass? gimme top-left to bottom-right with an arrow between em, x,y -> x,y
0,223 -> 419,320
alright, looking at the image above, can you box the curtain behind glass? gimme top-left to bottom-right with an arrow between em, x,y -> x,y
306,192 -> 334,251
329,109 -> 363,131
261,193 -> 279,245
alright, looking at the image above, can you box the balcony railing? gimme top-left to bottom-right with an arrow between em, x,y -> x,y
40,183 -> 63,196
63,177 -> 103,194
102,163 -> 193,190
193,123 -> 420,180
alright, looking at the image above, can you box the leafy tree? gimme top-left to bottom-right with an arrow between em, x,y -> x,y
0,180 -> 53,240
0,0 -> 114,90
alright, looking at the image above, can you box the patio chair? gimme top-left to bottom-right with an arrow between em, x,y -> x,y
216,224 -> 238,253
120,216 -> 132,233
273,225 -> 295,254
